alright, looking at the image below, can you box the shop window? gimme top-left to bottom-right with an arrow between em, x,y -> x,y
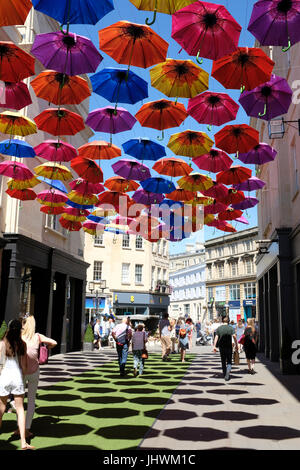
121,263 -> 130,283
244,282 -> 256,299
229,284 -> 240,300
135,264 -> 143,284
93,261 -> 103,281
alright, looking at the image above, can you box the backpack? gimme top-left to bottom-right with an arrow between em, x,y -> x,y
179,328 -> 187,338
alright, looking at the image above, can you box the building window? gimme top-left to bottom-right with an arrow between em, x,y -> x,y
46,214 -> 58,231
163,240 -> 167,256
208,287 -> 214,301
217,247 -> 224,257
207,249 -> 212,259
244,258 -> 253,275
151,266 -> 155,290
157,267 -> 161,282
231,261 -> 239,277
122,234 -> 130,248
163,269 -> 167,281
93,261 -> 103,281
218,263 -> 224,278
135,264 -> 143,284
207,265 -> 212,280
215,285 -> 226,301
229,284 -> 240,300
121,263 -> 130,283
184,304 -> 190,315
244,282 -> 256,299
230,243 -> 238,255
244,240 -> 252,252
94,234 -> 103,246
135,235 -> 143,249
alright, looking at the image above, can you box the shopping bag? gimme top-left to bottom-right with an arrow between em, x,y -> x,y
233,350 -> 240,365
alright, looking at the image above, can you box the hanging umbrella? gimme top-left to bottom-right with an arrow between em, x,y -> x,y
0,111 -> 37,137
34,108 -> 85,136
248,0 -> 300,50
40,205 -> 66,215
129,0 -> 196,25
0,139 -> 36,159
167,130 -> 214,158
62,207 -> 89,222
37,189 -> 68,205
209,220 -> 237,232
132,189 -> 164,205
178,172 -> 214,192
135,99 -> 187,139
91,208 -> 116,218
220,189 -> 246,206
187,92 -> 239,126
165,188 -> 196,202
184,196 -> 214,206
193,149 -> 233,173
59,217 -> 82,231
0,0 -> 32,27
238,143 -> 277,165
104,176 -> 139,193
172,1 -> 242,62
69,179 -> 104,195
211,47 -> 275,91
34,162 -> 73,182
31,0 -> 114,26
235,215 -> 250,225
83,220 -> 105,236
233,176 -> 266,192
202,181 -> 228,201
86,107 -> 136,144
153,157 -> 192,178
36,176 -> 68,193
7,177 -> 40,191
204,200 -> 228,215
216,166 -> 252,185
218,208 -> 243,221
78,140 -> 121,161
112,159 -> 151,181
239,75 -> 293,121
122,138 -> 166,162
0,161 -> 35,180
31,31 -> 103,76
68,190 -> 98,206
140,177 -> 176,194
158,199 -> 184,211
70,200 -> 94,210
71,157 -> 103,184
0,41 -> 35,82
6,188 -> 37,201
31,71 -> 91,106
232,197 -> 259,210
34,140 -> 77,162
0,82 -> 32,111
214,124 -> 259,156
97,191 -> 131,209
90,68 -> 148,108
150,59 -> 209,100
98,21 -> 169,72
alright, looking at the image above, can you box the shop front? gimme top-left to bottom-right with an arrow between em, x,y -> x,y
243,299 -> 256,319
215,301 -> 226,318
113,291 -> 170,317
228,300 -> 241,323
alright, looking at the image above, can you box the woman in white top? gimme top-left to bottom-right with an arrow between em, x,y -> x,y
0,319 -> 34,450
169,318 -> 177,354
235,319 -> 245,353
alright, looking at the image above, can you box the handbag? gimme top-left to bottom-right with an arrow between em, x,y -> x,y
141,332 -> 148,359
233,350 -> 240,365
238,334 -> 245,345
38,335 -> 49,365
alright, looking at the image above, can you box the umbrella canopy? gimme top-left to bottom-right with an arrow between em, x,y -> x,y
31,31 -> 103,76
204,200 -> 228,215
34,108 -> 85,136
37,189 -> 68,204
34,162 -> 73,182
212,47 -> 275,91
31,71 -> 91,106
129,0 -> 196,25
7,177 -> 40,191
104,176 -> 139,193
150,59 -> 209,99
91,68 -> 148,107
135,99 -> 188,135
153,157 -> 192,177
112,159 -> 151,181
235,215 -> 250,224
69,179 -> 104,195
99,21 -> 169,70
6,188 -> 37,201
193,149 -> 233,173
210,220 -> 237,232
140,177 -> 176,194
40,205 -> 66,215
220,189 -> 246,206
132,188 -> 164,205
165,188 -> 196,202
0,161 -> 34,180
0,139 -> 36,158
167,130 -> 214,158
0,0 -> 32,27
178,172 -> 214,192
71,157 -> 103,183
202,181 -> 228,200
78,141 -> 121,161
239,75 -> 293,121
0,82 -> 32,111
214,124 -> 259,155
36,176 -> 68,193
62,207 -> 90,222
86,107 -> 137,138
83,220 -> 105,235
232,197 -> 259,210
216,166 -> 252,185
233,176 -> 266,192
0,41 -> 35,82
122,138 -> 166,161
172,1 -> 242,61
97,191 -> 131,209
248,0 -> 300,48
70,200 -> 94,210
31,0 -> 114,25
218,208 -> 243,221
188,92 -> 239,126
0,111 -> 37,137
238,143 -> 277,165
59,217 -> 82,231
68,190 -> 98,206
34,140 -> 77,162
185,196 -> 213,206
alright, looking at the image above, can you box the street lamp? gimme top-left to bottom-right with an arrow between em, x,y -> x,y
88,280 -> 107,321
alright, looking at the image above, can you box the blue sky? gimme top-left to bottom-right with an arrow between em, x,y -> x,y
72,0 -> 258,254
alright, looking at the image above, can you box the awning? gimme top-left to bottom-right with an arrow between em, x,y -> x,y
85,297 -> 105,309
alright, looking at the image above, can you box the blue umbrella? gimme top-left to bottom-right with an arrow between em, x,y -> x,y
105,227 -> 127,235
91,68 -> 148,108
87,215 -> 109,224
159,199 -> 183,209
31,0 -> 114,26
37,177 -> 68,193
67,200 -> 94,209
140,177 -> 176,194
122,137 -> 166,162
0,139 -> 35,158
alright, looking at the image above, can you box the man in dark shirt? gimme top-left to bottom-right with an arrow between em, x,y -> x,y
213,316 -> 238,381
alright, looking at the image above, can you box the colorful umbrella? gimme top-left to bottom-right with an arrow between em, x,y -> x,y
104,176 -> 139,193
238,143 -> 277,165
37,177 -> 68,193
99,21 -> 169,71
37,189 -> 68,205
233,176 -> 266,192
204,200 -> 228,215
140,177 -> 176,194
31,71 -> 91,106
112,159 -> 151,181
235,215 -> 250,225
34,108 -> 85,136
62,207 -> 89,222
97,191 -> 131,209
40,205 -> 66,215
153,157 -> 192,178
248,0 -> 300,49
239,75 -> 293,121
218,208 -> 243,221
166,188 -> 196,202
59,217 -> 82,231
132,188 -> 164,205
210,220 -> 237,233
185,196 -> 214,206
0,111 -> 37,137
202,181 -> 228,201
34,140 -> 77,162
69,179 -> 104,195
6,188 -> 37,201
216,166 -> 252,185
167,130 -> 214,158
7,177 -> 40,191
0,82 -> 32,111
31,31 -> 103,76
0,41 -> 35,82
86,107 -> 136,144
0,0 -> 32,27
187,92 -> 239,127
31,0 -> 114,26
122,138 -> 166,162
178,172 -> 214,192
220,189 -> 246,206
71,157 -> 103,184
91,208 -> 116,218
129,0 -> 196,25
232,197 -> 259,210
78,141 -> 121,161
34,162 -> 73,182
0,161 -> 34,180
172,1 -> 242,62
67,191 -> 98,206
211,47 -> 275,91
214,124 -> 259,156
150,59 -> 209,100
0,139 -> 36,159
193,149 -> 233,173
83,220 -> 105,236
70,200 -> 94,210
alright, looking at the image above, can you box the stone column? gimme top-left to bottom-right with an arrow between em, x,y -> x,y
268,266 -> 280,361
4,242 -> 23,322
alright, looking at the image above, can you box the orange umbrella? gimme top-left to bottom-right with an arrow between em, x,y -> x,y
0,41 -> 35,82
78,141 -> 121,161
167,130 -> 214,158
178,172 -> 214,192
214,124 -> 259,156
71,157 -> 103,184
40,205 -> 66,215
6,188 -> 37,201
153,157 -> 192,178
31,71 -> 91,106
104,176 -> 139,193
0,0 -> 32,27
166,188 -> 197,201
34,108 -> 85,137
99,21 -> 168,72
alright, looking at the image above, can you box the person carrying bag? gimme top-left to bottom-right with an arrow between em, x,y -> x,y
132,324 -> 148,376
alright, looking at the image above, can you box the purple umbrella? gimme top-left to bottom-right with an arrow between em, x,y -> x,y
132,189 -> 164,205
233,176 -> 266,192
112,159 -> 151,181
232,197 -> 259,210
238,143 -> 277,165
239,75 -> 293,121
86,107 -> 136,144
248,0 -> 300,49
31,30 -> 103,76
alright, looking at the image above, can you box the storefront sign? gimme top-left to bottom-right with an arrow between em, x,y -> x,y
243,299 -> 256,306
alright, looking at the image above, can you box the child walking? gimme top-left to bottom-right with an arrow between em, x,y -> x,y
132,324 -> 147,377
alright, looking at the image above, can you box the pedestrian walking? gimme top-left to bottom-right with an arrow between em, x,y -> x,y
178,319 -> 192,363
186,318 -> 194,349
213,316 -> 238,381
244,318 -> 258,374
175,318 -> 184,353
93,319 -> 101,350
235,319 -> 245,353
0,319 -> 34,450
196,321 -> 202,339
112,317 -> 132,376
159,312 -> 172,362
132,324 -> 147,377
169,318 -> 177,354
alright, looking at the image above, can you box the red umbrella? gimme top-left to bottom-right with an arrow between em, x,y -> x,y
34,108 -> 85,136
220,188 -> 245,206
78,140 -> 121,161
202,181 -> 228,201
207,218 -> 237,232
34,140 -> 77,162
69,178 -> 105,195
40,205 -> 66,215
216,166 -> 252,185
214,124 -> 259,156
97,191 -> 131,210
193,149 -> 233,173
6,188 -> 36,201
187,92 -> 239,126
166,188 -> 197,202
0,82 -> 32,111
59,217 -> 82,231
152,157 -> 192,178
218,208 -> 243,221
71,157 -> 103,184
104,176 -> 139,193
0,41 -> 35,82
204,201 -> 228,215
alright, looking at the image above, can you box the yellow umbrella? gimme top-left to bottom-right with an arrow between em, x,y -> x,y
204,214 -> 215,225
7,176 -> 40,191
150,59 -> 209,100
185,196 -> 214,206
178,172 -> 214,192
34,162 -> 73,182
68,191 -> 98,206
0,111 -> 37,137
129,0 -> 195,25
92,208 -> 117,218
168,130 -> 214,159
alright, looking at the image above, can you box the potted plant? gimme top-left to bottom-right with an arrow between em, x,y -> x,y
82,323 -> 94,352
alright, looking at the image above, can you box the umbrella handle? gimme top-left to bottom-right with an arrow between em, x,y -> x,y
207,125 -> 212,132
145,9 -> 157,26
258,103 -> 267,117
282,39 -> 291,52
157,130 -> 164,141
240,85 -> 245,93
196,51 -> 203,65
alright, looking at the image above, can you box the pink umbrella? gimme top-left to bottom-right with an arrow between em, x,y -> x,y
37,189 -> 68,204
202,181 -> 228,201
83,220 -> 106,232
69,178 -> 105,195
187,92 -> 239,126
0,160 -> 34,180
236,215 -> 249,225
193,149 -> 233,173
112,159 -> 151,181
34,140 -> 77,162
0,81 -> 32,110
204,200 -> 228,215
